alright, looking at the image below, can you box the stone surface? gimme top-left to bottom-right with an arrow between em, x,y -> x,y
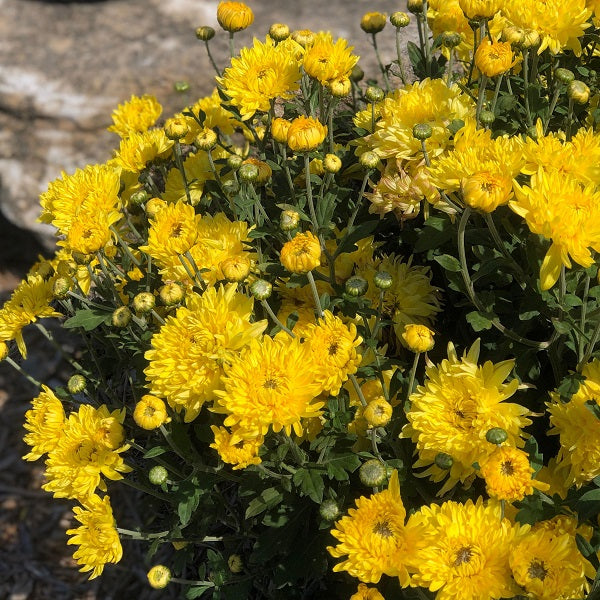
0,0 -> 417,250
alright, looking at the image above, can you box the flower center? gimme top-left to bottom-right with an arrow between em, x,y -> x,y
500,460 -> 515,476
528,559 -> 548,581
453,545 -> 473,566
263,378 -> 279,390
372,520 -> 394,538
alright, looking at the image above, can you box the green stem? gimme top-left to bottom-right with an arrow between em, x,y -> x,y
544,86 -> 561,134
349,373 -> 383,461
34,322 -> 84,371
476,74 -> 488,128
578,318 -> 600,370
522,49 -> 533,127
205,41 -> 220,75
306,271 -> 323,319
347,172 -> 370,230
490,73 -> 503,115
406,352 -> 420,400
578,274 -> 591,363
173,140 -> 192,204
467,24 -> 480,87
4,356 -> 41,387
446,48 -> 454,86
261,299 -> 296,337
281,146 -> 296,201
394,28 -> 408,85
304,153 -> 319,231
566,96 -> 575,141
228,32 -> 235,58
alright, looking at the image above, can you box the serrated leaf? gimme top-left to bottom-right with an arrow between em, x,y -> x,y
63,308 -> 111,331
177,480 -> 201,527
466,311 -> 493,332
245,487 -> 284,519
292,468 -> 325,503
325,453 -> 361,481
434,254 -> 461,272
186,583 -> 214,599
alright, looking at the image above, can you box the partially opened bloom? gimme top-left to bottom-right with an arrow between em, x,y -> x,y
475,37 -> 517,77
286,115 -> 328,152
133,395 -> 170,430
210,425 -> 263,469
280,231 -> 321,273
458,0 -> 502,19
23,385 -> 65,461
303,33 -> 359,85
217,1 -> 254,32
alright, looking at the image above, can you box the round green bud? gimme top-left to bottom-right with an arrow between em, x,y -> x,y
479,110 -> 495,126
195,128 -> 217,150
133,292 -> 155,315
130,189 -> 149,206
390,11 -> 410,28
147,565 -> 171,589
441,31 -> 462,48
111,306 -> 132,328
227,154 -> 244,171
359,151 -> 380,170
67,374 -> 87,394
280,209 -> 300,232
195,26 -> 215,41
149,465 -> 169,486
238,163 -> 260,183
52,276 -> 71,299
554,67 -> 574,85
412,122 -> 433,140
222,179 -> 240,196
228,554 -> 243,573
345,275 -> 369,297
250,279 -> 272,301
319,498 -> 341,521
568,80 -> 590,104
365,85 -> 385,103
350,65 -> 365,82
269,23 -> 290,42
407,0 -> 424,14
159,282 -> 185,306
164,117 -> 189,140
359,459 -> 387,487
374,270 -> 393,289
434,452 -> 454,470
174,81 -> 190,93
486,427 -> 508,445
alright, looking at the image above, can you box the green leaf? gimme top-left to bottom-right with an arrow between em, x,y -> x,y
585,400 -> 600,420
143,446 -> 167,459
557,373 -> 585,402
523,436 -> 543,474
325,453 -> 361,481
245,487 -> 284,519
292,468 -> 325,503
466,311 -> 493,332
186,584 -> 214,599
177,480 -> 202,527
434,254 -> 461,272
576,487 -> 600,520
63,308 -> 111,331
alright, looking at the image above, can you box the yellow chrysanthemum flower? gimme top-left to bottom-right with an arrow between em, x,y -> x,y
145,285 -> 267,422
214,335 -> 324,438
328,471 -> 421,586
547,359 -> 600,487
502,0 -> 591,55
23,385 -> 65,461
210,425 -> 263,469
107,94 -> 162,138
275,280 -> 333,337
511,170 -> 600,290
112,129 -> 173,174
66,495 -> 122,579
401,339 -> 531,494
218,36 -> 301,121
61,209 -> 116,256
480,445 -> 548,502
458,0 -> 501,19
280,231 -> 322,273
303,32 -> 359,85
409,497 -> 528,600
43,404 -> 131,501
216,1 -> 254,33
286,115 -> 328,152
509,525 -> 595,599
402,324 -> 435,353
133,395 -> 171,430
475,36 -> 517,77
304,310 -> 362,396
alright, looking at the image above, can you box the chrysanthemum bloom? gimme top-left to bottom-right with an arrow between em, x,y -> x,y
147,565 -> 171,589
23,385 -> 65,461
145,285 -> 267,422
547,359 -> 600,486
409,498 -> 528,600
480,445 -> 548,502
303,33 -> 359,85
363,397 -> 393,427
502,0 -> 591,55
113,129 -> 173,174
218,37 -> 301,121
62,210 -> 115,256
220,254 -> 251,282
242,156 -> 272,185
133,395 -> 170,430
216,1 -> 254,32
461,171 -> 513,212
428,0 -> 473,61
510,170 -> 600,290
66,495 -> 122,579
328,471 -> 422,585
210,425 -> 263,469
401,339 -> 531,494
43,405 -> 131,501
271,117 -> 292,143
458,0 -> 502,19
402,324 -> 435,353
351,583 -> 385,600
214,335 -> 324,438
280,231 -> 321,273
107,94 -> 162,138
286,116 -> 327,152
475,37 -> 517,77
509,526 -> 595,599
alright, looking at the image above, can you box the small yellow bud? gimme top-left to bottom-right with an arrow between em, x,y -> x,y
501,25 -> 524,46
359,459 -> 387,487
269,23 -> 290,42
164,116 -> 189,140
554,68 -> 575,85
271,117 -> 292,144
228,554 -> 244,573
242,157 -> 272,185
328,77 -> 351,97
363,397 -> 393,427
280,231 -> 321,273
402,324 -> 435,353
134,395 -> 171,430
195,26 -> 215,41
111,306 -> 132,328
521,29 -> 540,49
67,374 -> 87,394
145,197 -> 167,219
359,151 -> 380,170
280,209 -> 300,231
133,292 -> 155,314
390,12 -> 410,28
195,127 -> 217,150
323,153 -> 342,174
147,565 -> 171,589
287,116 -> 327,152
220,254 -> 251,282
159,282 -> 185,306
216,1 -> 254,33
360,12 -> 387,34
291,29 -> 315,48
568,80 -> 590,104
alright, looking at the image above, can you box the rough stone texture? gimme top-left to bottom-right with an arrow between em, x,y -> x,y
0,0 -> 417,248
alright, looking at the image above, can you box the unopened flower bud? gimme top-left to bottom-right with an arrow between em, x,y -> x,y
365,86 -> 384,103
159,282 -> 185,306
130,189 -> 149,206
271,117 -> 292,144
374,270 -> 393,289
329,77 -> 351,97
407,0 -> 424,14
526,125 -> 538,140
402,324 -> 435,353
363,397 -> 393,427
554,68 -> 574,85
243,157 -> 272,185
359,151 -> 380,170
291,29 -> 315,48
319,498 -> 341,521
195,127 -> 217,150
228,554 -> 243,573
238,163 -> 260,182
250,279 -> 272,300
479,110 -> 495,126
441,31 -> 462,48
412,123 -> 433,140
220,254 -> 251,282
111,306 -> 132,328
133,292 -> 155,314
501,25 -> 524,46
390,11 -> 410,28
435,452 -> 453,470
147,565 -> 171,589
164,116 -> 189,140
486,427 -> 508,445
350,65 -> 364,82
280,209 -> 300,231
227,154 -> 244,170
0,341 -> 8,361
149,465 -> 169,486
67,374 -> 86,394
195,26 -> 215,41
269,23 -> 290,41
345,275 -> 369,297
145,197 -> 166,219
222,179 -> 240,196
323,153 -> 342,174
53,276 -> 71,298
359,459 -> 387,487
521,29 -> 540,49
361,12 -> 387,34
568,80 -> 590,104
217,1 -> 254,33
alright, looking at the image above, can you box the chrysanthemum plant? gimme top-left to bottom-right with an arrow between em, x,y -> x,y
5,0 -> 600,597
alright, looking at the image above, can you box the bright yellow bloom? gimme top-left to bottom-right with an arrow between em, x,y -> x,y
462,171 -> 513,212
304,310 -> 362,396
480,445 -> 549,501
133,395 -> 170,430
363,397 -> 393,427
328,471 -> 422,586
286,115 -> 327,152
210,425 -> 263,469
475,37 -> 517,77
113,129 -> 173,173
147,565 -> 171,589
23,385 -> 65,461
458,0 -> 501,19
219,37 -> 301,121
216,1 -> 254,32
62,210 -> 115,256
402,324 -> 435,353
107,94 -> 162,138
145,285 -> 267,422
548,359 -> 600,487
280,231 -> 321,273
409,497 -> 527,600
271,117 -> 291,143
215,335 -> 324,438
303,33 -> 359,85
401,340 -> 531,494
242,156 -> 272,185
511,170 -> 600,290
66,495 -> 122,579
